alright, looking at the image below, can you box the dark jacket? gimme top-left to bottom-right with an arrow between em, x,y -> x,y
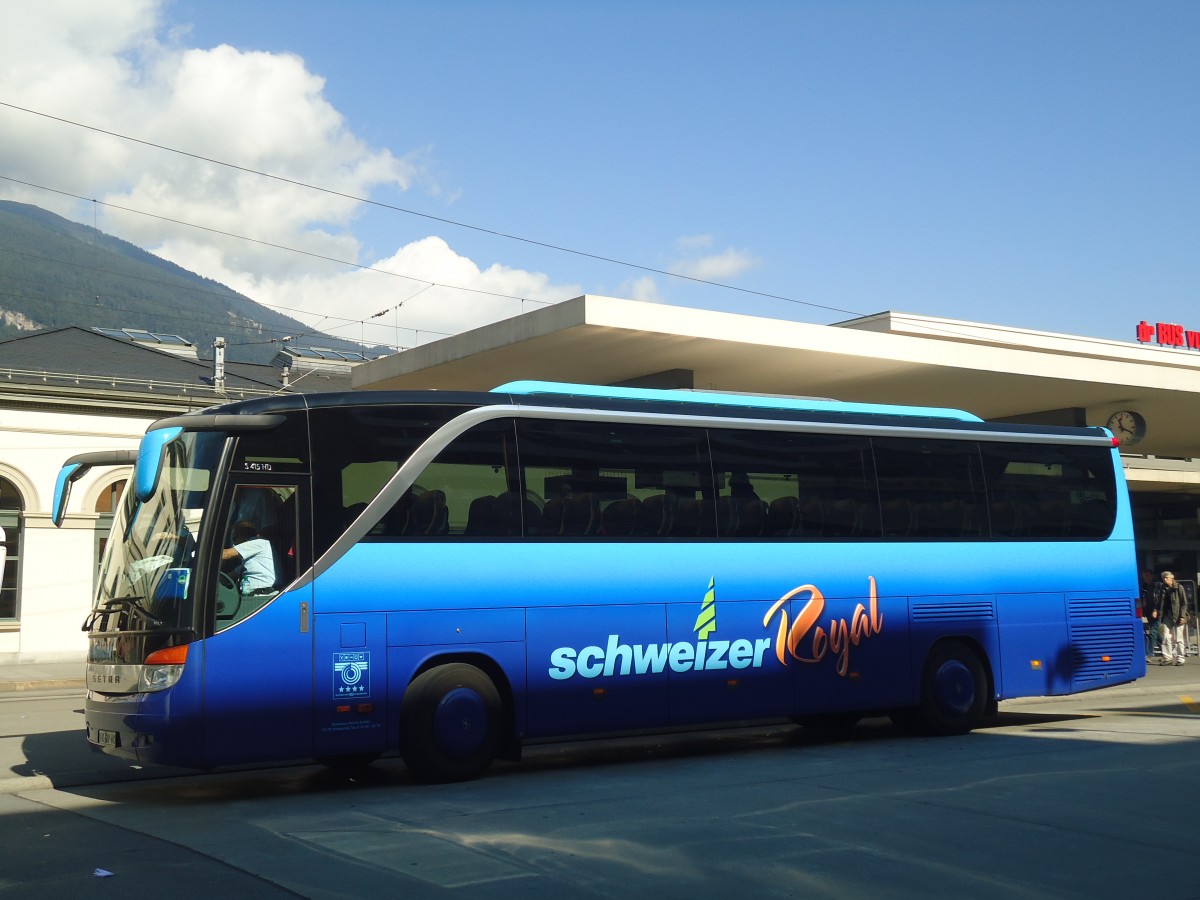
1142,582 -> 1160,620
1159,582 -> 1187,627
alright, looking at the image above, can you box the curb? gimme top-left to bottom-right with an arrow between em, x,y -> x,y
0,768 -> 181,796
0,774 -> 56,795
0,680 -> 86,693
1001,680 -> 1200,705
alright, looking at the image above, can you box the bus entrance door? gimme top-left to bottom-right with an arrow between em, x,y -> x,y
313,612 -> 388,760
202,479 -> 313,767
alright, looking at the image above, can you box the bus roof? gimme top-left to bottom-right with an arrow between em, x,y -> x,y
493,380 -> 984,423
162,383 -> 1117,446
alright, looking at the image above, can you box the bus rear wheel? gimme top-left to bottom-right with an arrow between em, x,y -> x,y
909,640 -> 988,736
400,663 -> 502,783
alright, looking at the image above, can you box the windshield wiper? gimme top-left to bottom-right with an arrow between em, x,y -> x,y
82,595 -> 163,631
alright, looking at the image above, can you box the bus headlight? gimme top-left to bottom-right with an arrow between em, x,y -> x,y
141,644 -> 189,692
141,664 -> 185,692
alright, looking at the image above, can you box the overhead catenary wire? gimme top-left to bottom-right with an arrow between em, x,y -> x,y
0,100 -> 861,319
0,250 -> 435,344
0,99 -> 1135,354
0,174 -> 541,349
0,235 -> 459,353
0,278 -> 432,354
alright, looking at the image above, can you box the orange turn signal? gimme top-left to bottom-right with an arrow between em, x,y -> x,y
144,644 -> 189,666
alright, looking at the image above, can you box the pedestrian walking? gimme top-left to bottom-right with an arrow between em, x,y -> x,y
1157,571 -> 1188,666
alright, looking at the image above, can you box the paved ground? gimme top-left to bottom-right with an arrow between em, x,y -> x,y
8,674 -> 1200,900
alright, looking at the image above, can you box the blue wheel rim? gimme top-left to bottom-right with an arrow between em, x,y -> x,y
932,659 -> 976,718
433,687 -> 488,758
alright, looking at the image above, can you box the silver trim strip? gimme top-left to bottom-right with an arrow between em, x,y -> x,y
298,403 -> 1115,586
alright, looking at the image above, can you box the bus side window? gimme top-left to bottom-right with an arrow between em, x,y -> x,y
709,429 -> 880,540
979,442 -> 1116,540
873,438 -> 987,540
516,419 -> 715,540
307,403 -> 471,557
379,420 -> 520,538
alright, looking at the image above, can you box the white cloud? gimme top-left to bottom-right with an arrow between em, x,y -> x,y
176,236 -> 582,350
0,0 -> 575,344
620,276 -> 664,303
675,234 -> 715,252
669,245 -> 761,282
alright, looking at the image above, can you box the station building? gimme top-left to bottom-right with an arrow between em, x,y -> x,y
3,297 -> 1198,660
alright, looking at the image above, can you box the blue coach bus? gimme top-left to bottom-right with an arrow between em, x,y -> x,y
55,381 -> 1143,781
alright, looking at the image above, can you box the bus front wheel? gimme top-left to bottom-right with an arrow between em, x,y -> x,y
400,663 -> 502,783
908,640 -> 989,736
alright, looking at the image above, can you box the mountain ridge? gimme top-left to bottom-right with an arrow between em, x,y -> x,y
0,199 -> 376,364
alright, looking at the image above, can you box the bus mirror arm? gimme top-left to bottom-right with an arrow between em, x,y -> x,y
52,449 -> 138,528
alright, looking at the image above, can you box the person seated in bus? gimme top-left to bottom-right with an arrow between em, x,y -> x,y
221,519 -> 277,595
231,486 -> 282,535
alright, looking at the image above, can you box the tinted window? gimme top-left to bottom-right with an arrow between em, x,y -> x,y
709,429 -> 880,538
233,411 -> 310,474
379,419 -> 519,538
308,404 -> 469,554
980,442 -> 1116,539
517,419 -> 715,538
873,438 -> 988,539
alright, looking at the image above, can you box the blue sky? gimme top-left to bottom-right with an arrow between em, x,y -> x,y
1,1 -> 1196,349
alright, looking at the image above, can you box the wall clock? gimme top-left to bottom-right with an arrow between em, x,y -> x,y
1105,410 -> 1146,446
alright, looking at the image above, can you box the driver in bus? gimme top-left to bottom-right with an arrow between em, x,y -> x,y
221,520 -> 276,595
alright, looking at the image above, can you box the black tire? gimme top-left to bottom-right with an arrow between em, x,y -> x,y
399,663 -> 502,783
913,640 -> 989,736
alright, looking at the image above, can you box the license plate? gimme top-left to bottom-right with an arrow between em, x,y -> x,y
96,729 -> 119,747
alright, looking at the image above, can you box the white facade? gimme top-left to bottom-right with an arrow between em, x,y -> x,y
0,407 -> 148,661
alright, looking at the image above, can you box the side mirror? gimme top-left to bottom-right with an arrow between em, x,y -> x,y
51,463 -> 85,528
52,449 -> 139,527
136,427 -> 183,503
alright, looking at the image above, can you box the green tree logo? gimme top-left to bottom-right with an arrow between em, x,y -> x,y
693,577 -> 717,640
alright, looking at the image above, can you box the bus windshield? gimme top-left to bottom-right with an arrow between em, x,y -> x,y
87,429 -> 224,664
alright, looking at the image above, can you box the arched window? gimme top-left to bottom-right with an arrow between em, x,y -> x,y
0,477 -> 24,621
93,478 -> 128,586
94,479 -> 127,514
